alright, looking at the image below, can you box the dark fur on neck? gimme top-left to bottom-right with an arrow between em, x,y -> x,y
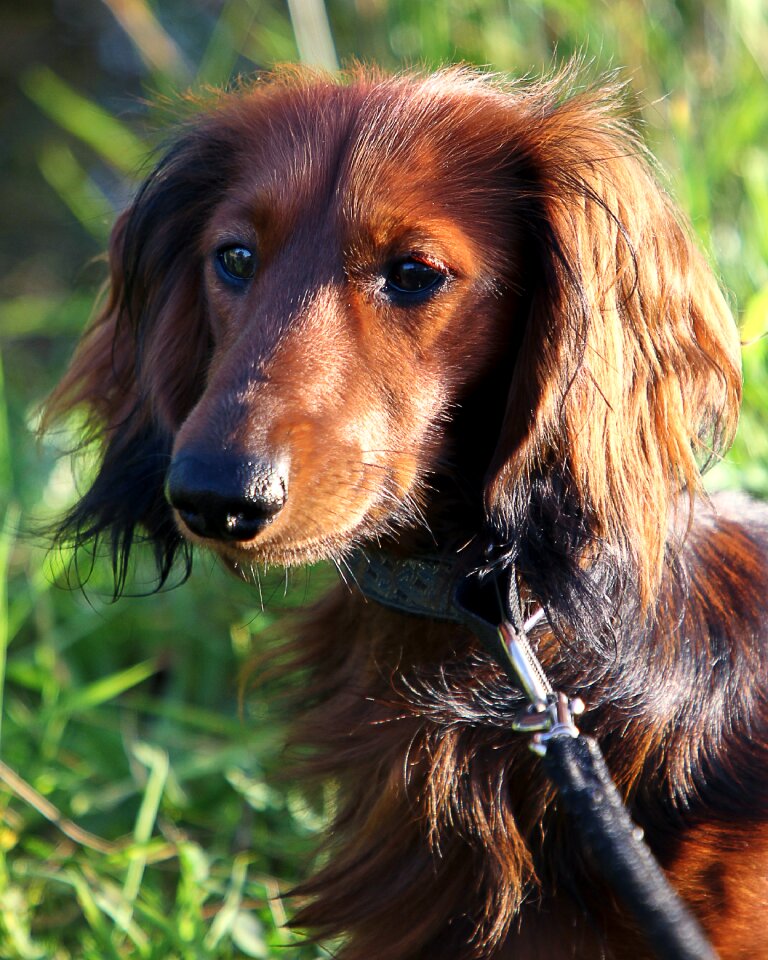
282,493 -> 768,959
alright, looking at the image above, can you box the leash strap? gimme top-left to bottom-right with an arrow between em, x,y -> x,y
455,567 -> 720,960
542,734 -> 719,960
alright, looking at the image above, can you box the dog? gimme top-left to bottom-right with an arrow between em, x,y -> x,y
44,65 -> 768,958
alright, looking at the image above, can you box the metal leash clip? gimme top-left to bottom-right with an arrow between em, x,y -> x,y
498,616 -> 585,756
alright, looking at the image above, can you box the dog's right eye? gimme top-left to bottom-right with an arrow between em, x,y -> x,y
216,245 -> 257,285
384,256 -> 447,301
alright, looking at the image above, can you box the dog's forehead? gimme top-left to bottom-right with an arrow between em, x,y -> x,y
237,73 -> 508,169
221,76 -> 514,253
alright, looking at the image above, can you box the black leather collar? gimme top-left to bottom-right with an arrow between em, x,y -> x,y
348,550 -> 465,623
348,548 -> 533,687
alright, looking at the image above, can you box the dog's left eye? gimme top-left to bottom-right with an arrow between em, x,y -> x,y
216,245 -> 257,284
384,257 -> 445,298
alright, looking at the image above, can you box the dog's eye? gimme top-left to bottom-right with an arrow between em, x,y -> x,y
385,257 -> 445,297
216,245 -> 257,284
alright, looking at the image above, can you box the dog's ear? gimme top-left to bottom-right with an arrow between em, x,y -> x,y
42,121 -> 237,592
486,82 -> 741,612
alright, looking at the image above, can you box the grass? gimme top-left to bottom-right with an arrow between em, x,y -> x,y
1,0 -> 767,956
1,539 -> 331,958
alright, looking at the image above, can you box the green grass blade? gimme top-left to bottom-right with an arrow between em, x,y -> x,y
68,870 -> 124,959
286,0 -> 338,70
0,348 -> 19,751
58,660 -> 159,715
121,743 -> 169,933
20,66 -> 147,176
101,0 -> 189,83
0,294 -> 96,339
37,142 -> 112,241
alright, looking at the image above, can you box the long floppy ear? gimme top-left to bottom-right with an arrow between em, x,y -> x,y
42,120 -> 238,592
486,80 -> 741,619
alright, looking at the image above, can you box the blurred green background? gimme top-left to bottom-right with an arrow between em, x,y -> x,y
1,1 -> 767,957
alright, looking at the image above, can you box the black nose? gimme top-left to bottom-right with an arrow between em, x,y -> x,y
165,452 -> 287,543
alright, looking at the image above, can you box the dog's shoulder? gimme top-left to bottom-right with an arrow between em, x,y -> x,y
687,490 -> 768,579
677,491 -> 768,638
705,488 -> 768,532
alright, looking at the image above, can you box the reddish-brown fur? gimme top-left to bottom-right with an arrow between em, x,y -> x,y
45,66 -> 768,958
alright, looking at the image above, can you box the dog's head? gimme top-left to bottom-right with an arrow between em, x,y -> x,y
45,66 -> 740,609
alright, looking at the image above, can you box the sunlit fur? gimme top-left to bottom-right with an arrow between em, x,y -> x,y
44,64 -> 768,958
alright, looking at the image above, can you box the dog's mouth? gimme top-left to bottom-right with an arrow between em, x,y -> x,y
166,450 -> 423,568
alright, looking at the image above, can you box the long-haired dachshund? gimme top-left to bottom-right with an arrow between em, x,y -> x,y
45,65 -> 768,958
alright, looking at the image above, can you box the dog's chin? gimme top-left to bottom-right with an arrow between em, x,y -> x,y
213,538 -> 348,572
173,510 -> 389,574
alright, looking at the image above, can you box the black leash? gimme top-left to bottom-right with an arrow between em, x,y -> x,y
352,550 -> 720,960
455,563 -> 720,960
543,735 -> 719,960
